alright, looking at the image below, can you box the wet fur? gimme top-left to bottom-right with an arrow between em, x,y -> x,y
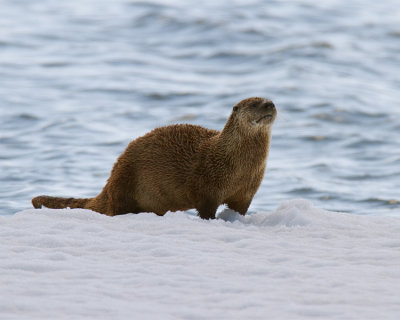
32,97 -> 276,219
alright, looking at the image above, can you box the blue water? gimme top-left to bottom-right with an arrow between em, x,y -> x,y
1,0 -> 399,216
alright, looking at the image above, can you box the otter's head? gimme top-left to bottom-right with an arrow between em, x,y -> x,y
232,97 -> 277,128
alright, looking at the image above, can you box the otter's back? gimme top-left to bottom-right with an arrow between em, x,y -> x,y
124,124 -> 219,213
132,124 -> 218,164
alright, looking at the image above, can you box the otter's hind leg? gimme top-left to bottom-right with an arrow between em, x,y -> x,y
113,199 -> 143,215
97,188 -> 142,216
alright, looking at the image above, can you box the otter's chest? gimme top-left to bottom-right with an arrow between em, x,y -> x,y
226,161 -> 266,193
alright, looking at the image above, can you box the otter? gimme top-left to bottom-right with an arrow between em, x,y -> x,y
32,97 -> 277,219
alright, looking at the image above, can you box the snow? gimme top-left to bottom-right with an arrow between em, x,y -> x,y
1,199 -> 400,320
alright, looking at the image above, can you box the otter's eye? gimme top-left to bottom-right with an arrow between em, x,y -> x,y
233,106 -> 239,112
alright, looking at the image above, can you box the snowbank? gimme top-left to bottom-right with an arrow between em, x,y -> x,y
1,200 -> 399,320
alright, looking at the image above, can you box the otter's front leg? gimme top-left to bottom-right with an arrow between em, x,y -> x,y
227,199 -> 252,216
197,198 -> 219,220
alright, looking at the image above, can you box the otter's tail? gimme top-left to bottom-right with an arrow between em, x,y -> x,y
32,195 -> 90,210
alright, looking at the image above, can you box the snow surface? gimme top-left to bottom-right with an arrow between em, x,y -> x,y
1,199 -> 400,320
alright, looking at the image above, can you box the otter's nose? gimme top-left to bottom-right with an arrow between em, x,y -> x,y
262,100 -> 275,110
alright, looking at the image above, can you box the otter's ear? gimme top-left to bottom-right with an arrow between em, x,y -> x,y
233,106 -> 239,112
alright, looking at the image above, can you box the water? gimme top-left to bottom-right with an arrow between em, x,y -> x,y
1,0 -> 399,216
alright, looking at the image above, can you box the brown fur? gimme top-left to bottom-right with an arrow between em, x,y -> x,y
32,97 -> 277,219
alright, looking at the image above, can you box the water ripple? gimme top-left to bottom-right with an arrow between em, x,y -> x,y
1,0 -> 399,216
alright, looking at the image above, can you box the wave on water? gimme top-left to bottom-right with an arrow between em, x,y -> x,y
1,0 -> 400,217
